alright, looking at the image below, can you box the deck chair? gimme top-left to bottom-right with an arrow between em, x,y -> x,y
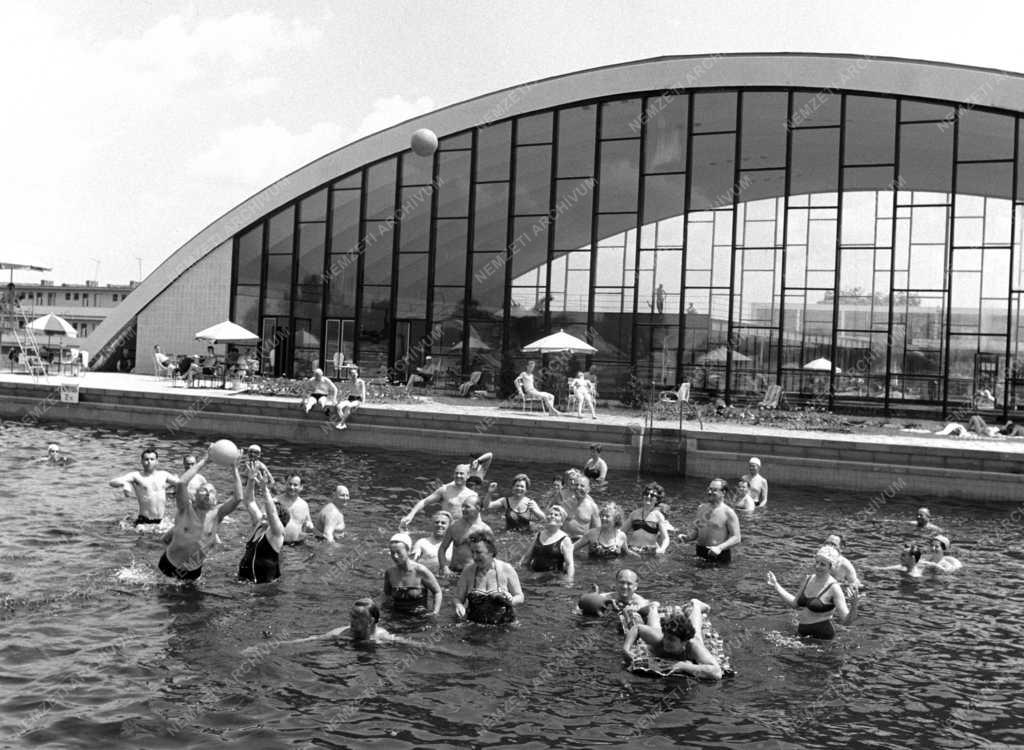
758,384 -> 783,410
658,382 -> 691,404
515,383 -> 543,412
458,370 -> 483,396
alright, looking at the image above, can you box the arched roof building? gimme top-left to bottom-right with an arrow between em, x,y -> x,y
94,53 -> 1024,415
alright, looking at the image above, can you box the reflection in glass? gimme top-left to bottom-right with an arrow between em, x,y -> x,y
558,105 -> 596,177
236,225 -> 263,285
644,95 -> 687,173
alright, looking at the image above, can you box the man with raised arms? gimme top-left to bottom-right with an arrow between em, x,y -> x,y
277,474 -> 315,544
399,464 -> 478,531
678,477 -> 742,564
159,450 -> 244,580
109,447 -> 178,525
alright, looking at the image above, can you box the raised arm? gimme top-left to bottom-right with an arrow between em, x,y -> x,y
436,529 -> 454,577
471,452 -> 493,476
108,471 -> 137,493
560,536 -> 575,579
215,463 -> 245,522
400,487 -> 443,530
261,484 -> 285,549
655,514 -> 670,555
175,454 -> 209,512
766,571 -> 798,608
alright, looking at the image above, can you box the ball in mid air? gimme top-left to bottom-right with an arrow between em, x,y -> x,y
410,128 -> 438,157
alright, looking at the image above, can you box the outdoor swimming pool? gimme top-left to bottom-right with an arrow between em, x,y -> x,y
1,422 -> 1022,748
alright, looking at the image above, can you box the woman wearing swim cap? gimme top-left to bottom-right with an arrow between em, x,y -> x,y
383,532 -> 442,616
766,545 -> 850,639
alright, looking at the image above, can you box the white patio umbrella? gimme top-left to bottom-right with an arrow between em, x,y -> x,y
28,312 -> 77,361
522,329 -> 597,354
194,320 -> 259,344
804,357 -> 841,373
697,346 -> 751,364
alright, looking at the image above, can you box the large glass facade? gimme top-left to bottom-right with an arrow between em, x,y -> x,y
231,87 -> 1024,416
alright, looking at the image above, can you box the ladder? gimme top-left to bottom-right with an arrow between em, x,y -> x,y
1,296 -> 47,380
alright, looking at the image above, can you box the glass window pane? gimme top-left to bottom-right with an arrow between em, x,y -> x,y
957,162 -> 1013,201
792,129 -> 840,196
330,189 -> 361,255
471,252 -> 506,313
554,178 -> 594,250
401,150 -> 433,186
396,254 -> 427,317
333,172 -> 360,189
359,285 -> 390,363
362,220 -> 394,284
440,131 -> 472,150
899,122 -> 954,193
477,121 -> 511,182
398,186 -> 431,253
435,219 -> 468,285
598,139 -> 640,212
365,159 -> 397,218
233,285 -> 260,334
514,145 -> 552,214
267,207 -> 294,255
644,94 -> 688,174
510,217 -> 549,278
296,223 -> 325,284
901,99 -> 955,122
643,173 -> 685,229
516,112 -> 553,144
844,96 -> 896,165
325,253 -> 357,316
692,92 -> 736,133
264,255 -> 292,315
473,183 -> 509,251
437,150 -> 471,217
957,110 -> 1014,161
844,166 -> 896,192
236,225 -> 263,285
741,91 -> 787,169
299,189 -> 327,222
739,170 -> 785,204
690,133 -> 736,210
557,105 -> 596,177
601,98 -> 642,139
790,90 -> 841,127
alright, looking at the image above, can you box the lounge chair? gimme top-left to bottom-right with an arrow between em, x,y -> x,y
758,384 -> 784,410
658,382 -> 691,404
459,370 -> 483,396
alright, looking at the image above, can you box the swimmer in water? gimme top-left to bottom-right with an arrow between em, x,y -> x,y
742,457 -> 767,507
452,531 -> 524,624
275,598 -> 461,653
622,599 -> 724,680
767,545 -> 851,639
624,482 -> 670,555
437,495 -> 492,577
109,446 -> 178,525
410,511 -> 453,571
400,464 -> 479,531
44,443 -> 72,465
573,502 -> 631,559
313,485 -> 348,543
732,478 -> 757,513
158,449 -> 244,581
242,444 -> 275,488
383,533 -> 443,616
924,535 -> 963,572
914,507 -> 944,535
276,474 -> 314,544
678,478 -> 742,564
182,454 -> 207,499
590,568 -> 652,614
519,504 -> 575,578
237,480 -> 287,584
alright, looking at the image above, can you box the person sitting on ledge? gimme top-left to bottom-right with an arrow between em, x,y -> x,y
301,368 -> 338,415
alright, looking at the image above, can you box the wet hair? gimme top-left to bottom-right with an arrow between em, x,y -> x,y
512,473 -> 531,490
616,568 -> 638,583
351,597 -> 381,624
141,446 -> 158,460
547,504 -> 567,521
287,474 -> 302,484
574,475 -> 591,493
903,543 -> 922,563
642,481 -> 665,500
465,476 -> 484,490
467,530 -> 497,556
432,511 -> 452,523
601,502 -> 624,528
590,443 -> 602,453
825,533 -> 844,550
661,614 -> 696,642
198,483 -> 217,503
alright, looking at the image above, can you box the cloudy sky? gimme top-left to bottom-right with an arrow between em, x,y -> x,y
3,0 -> 1021,284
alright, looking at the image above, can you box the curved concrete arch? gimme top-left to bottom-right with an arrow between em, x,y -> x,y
90,53 -> 1024,358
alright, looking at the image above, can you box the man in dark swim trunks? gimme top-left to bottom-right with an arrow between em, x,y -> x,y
678,478 -> 741,564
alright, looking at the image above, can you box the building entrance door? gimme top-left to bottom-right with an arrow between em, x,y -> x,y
261,316 -> 289,377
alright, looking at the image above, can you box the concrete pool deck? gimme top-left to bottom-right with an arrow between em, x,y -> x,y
1,370 -> 1021,501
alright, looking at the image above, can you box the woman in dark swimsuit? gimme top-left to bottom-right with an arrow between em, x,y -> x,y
238,480 -> 287,584
625,482 -> 670,555
573,502 -> 631,559
383,533 -> 442,616
582,444 -> 607,482
453,531 -> 524,624
766,545 -> 850,639
519,505 -> 574,577
485,474 -> 545,532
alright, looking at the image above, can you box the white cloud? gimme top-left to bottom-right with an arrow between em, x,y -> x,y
232,75 -> 281,100
350,95 -> 436,141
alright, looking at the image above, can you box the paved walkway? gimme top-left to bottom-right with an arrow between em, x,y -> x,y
4,370 -> 1024,455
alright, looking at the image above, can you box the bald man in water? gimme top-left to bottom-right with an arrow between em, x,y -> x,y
109,447 -> 178,525
399,464 -> 478,531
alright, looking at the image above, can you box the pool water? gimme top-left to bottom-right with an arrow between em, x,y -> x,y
1,423 -> 1022,748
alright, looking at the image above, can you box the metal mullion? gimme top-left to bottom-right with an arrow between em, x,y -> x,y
462,129 -> 480,374
885,100 -> 902,415
425,150 -> 440,355
1004,117 -> 1020,418
353,170 -> 368,364
940,114 -> 959,413
724,92 -> 743,404
501,122 -> 517,370
387,159 -> 408,370
774,90 -> 794,390
827,94 -> 847,411
320,189 -> 336,369
631,98 -> 649,380
586,106 -> 604,347
287,202 -> 300,375
677,92 -> 695,380
544,111 -> 559,339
